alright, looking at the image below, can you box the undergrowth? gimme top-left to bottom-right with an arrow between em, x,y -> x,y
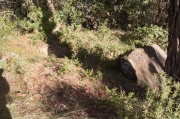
59,25 -> 128,59
105,73 -> 180,119
123,25 -> 168,50
0,10 -> 18,41
56,55 -> 103,81
0,2 -> 175,119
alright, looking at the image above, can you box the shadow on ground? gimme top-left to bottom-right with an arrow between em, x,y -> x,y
38,2 -> 73,59
76,48 -> 145,94
43,81 -> 118,118
41,46 -> 146,118
0,69 -> 12,119
33,3 -> 145,118
37,18 -> 146,117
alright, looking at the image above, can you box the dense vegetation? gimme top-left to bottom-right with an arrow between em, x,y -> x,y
0,0 -> 180,119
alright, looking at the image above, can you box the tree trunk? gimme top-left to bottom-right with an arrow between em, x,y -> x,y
165,0 -> 180,80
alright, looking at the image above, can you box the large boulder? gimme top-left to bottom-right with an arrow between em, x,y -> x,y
121,44 -> 167,89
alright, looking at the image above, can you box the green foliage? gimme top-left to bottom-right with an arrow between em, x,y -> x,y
106,87 -> 139,118
141,74 -> 180,119
54,0 -> 108,29
58,0 -> 167,29
56,55 -> 102,81
122,0 -> 168,29
80,69 -> 102,81
57,55 -> 82,74
26,5 -> 43,30
18,4 -> 48,41
124,25 -> 168,49
0,10 -> 17,40
56,0 -> 85,28
1,56 -> 29,75
14,59 -> 29,74
45,54 -> 58,68
60,25 -> 127,59
80,1 -> 107,29
105,74 -> 180,118
0,0 -> 168,31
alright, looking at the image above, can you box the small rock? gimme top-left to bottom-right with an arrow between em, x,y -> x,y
37,43 -> 73,58
37,44 -> 49,56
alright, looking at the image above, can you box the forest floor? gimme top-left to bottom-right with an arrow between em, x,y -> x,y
0,33 -> 142,119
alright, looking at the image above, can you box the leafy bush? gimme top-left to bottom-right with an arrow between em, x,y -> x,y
18,4 -> 48,41
55,0 -> 85,28
20,5 -> 43,31
121,0 -> 168,30
1,56 -> 29,75
0,10 -> 17,40
124,25 -> 168,49
60,25 -> 127,59
80,1 -> 107,29
57,0 -> 168,29
0,0 -> 168,31
53,0 -> 108,29
105,74 -> 180,118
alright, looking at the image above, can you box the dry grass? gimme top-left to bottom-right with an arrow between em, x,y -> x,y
0,34 -> 118,118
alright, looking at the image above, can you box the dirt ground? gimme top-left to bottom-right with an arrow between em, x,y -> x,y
0,35 -> 142,119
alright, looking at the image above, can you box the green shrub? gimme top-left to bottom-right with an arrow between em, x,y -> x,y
57,55 -> 82,74
105,73 -> 180,119
57,0 -> 168,29
124,25 -> 168,49
121,0 -> 168,30
80,69 -> 102,81
0,10 -> 17,40
18,4 -> 48,42
1,56 -> 29,75
56,0 -> 85,28
54,0 -> 109,29
60,25 -> 127,59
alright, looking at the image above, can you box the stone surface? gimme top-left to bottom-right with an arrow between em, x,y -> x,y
38,44 -> 49,56
121,44 -> 167,89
